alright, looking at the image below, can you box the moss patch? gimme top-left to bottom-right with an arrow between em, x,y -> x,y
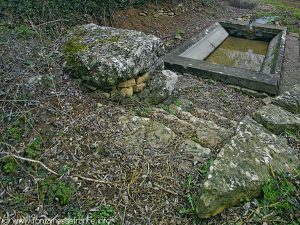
96,35 -> 122,44
62,37 -> 89,78
62,37 -> 89,55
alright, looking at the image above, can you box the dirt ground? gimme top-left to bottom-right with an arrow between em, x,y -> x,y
110,0 -> 250,49
0,0 -> 299,224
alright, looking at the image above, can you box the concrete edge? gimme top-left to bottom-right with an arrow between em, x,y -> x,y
274,29 -> 287,87
163,55 -> 279,95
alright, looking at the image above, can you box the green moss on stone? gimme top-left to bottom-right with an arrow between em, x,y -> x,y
64,56 -> 89,78
96,35 -> 121,44
62,37 -> 89,78
62,37 -> 89,54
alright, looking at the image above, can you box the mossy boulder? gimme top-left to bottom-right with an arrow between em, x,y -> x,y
61,23 -> 165,89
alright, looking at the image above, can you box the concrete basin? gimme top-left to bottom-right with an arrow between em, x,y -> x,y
162,21 -> 287,95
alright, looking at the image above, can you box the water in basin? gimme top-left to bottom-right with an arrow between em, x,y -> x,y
205,36 -> 269,71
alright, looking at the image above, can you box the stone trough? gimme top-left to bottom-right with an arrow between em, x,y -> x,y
163,21 -> 287,95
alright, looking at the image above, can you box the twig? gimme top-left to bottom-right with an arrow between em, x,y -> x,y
8,153 -> 59,176
153,183 -> 178,195
246,201 -> 282,222
74,175 -> 113,185
1,142 -> 113,185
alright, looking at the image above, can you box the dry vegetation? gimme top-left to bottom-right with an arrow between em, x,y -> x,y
1,0 -> 300,224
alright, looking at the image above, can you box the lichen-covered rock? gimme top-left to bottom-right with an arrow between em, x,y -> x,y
144,70 -> 179,104
119,116 -> 176,149
272,85 -> 300,114
61,24 -> 164,89
253,104 -> 300,134
151,108 -> 197,136
179,139 -> 211,161
196,117 -> 299,218
168,105 -> 233,147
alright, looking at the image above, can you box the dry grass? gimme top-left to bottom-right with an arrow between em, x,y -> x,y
230,0 -> 261,9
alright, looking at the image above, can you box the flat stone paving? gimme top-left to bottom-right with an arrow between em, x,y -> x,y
280,34 -> 300,93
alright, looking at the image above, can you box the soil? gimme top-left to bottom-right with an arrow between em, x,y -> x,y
107,0 -> 250,49
0,0 -> 299,224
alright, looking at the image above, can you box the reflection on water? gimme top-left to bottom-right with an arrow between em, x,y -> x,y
206,36 -> 269,71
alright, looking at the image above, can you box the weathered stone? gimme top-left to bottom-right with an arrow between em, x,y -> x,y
137,88 -> 151,99
118,78 -> 136,88
179,139 -> 211,161
62,24 -> 164,89
133,83 -> 146,93
253,104 -> 300,134
120,87 -> 133,97
273,85 -> 300,114
228,85 -> 269,98
144,70 -> 178,104
169,105 -> 233,147
147,122 -> 176,148
196,117 -> 299,218
151,108 -> 196,136
196,127 -> 229,148
119,116 -> 176,148
136,72 -> 150,84
193,107 -> 238,128
262,96 -> 273,105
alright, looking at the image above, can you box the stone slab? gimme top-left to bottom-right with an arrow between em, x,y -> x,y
180,24 -> 229,60
279,35 -> 300,94
261,32 -> 282,74
195,116 -> 299,218
273,85 -> 300,114
253,104 -> 300,134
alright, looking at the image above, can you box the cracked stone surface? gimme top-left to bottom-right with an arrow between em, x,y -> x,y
61,23 -> 165,89
273,85 -> 300,114
195,116 -> 299,218
253,104 -> 300,134
119,116 -> 176,149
